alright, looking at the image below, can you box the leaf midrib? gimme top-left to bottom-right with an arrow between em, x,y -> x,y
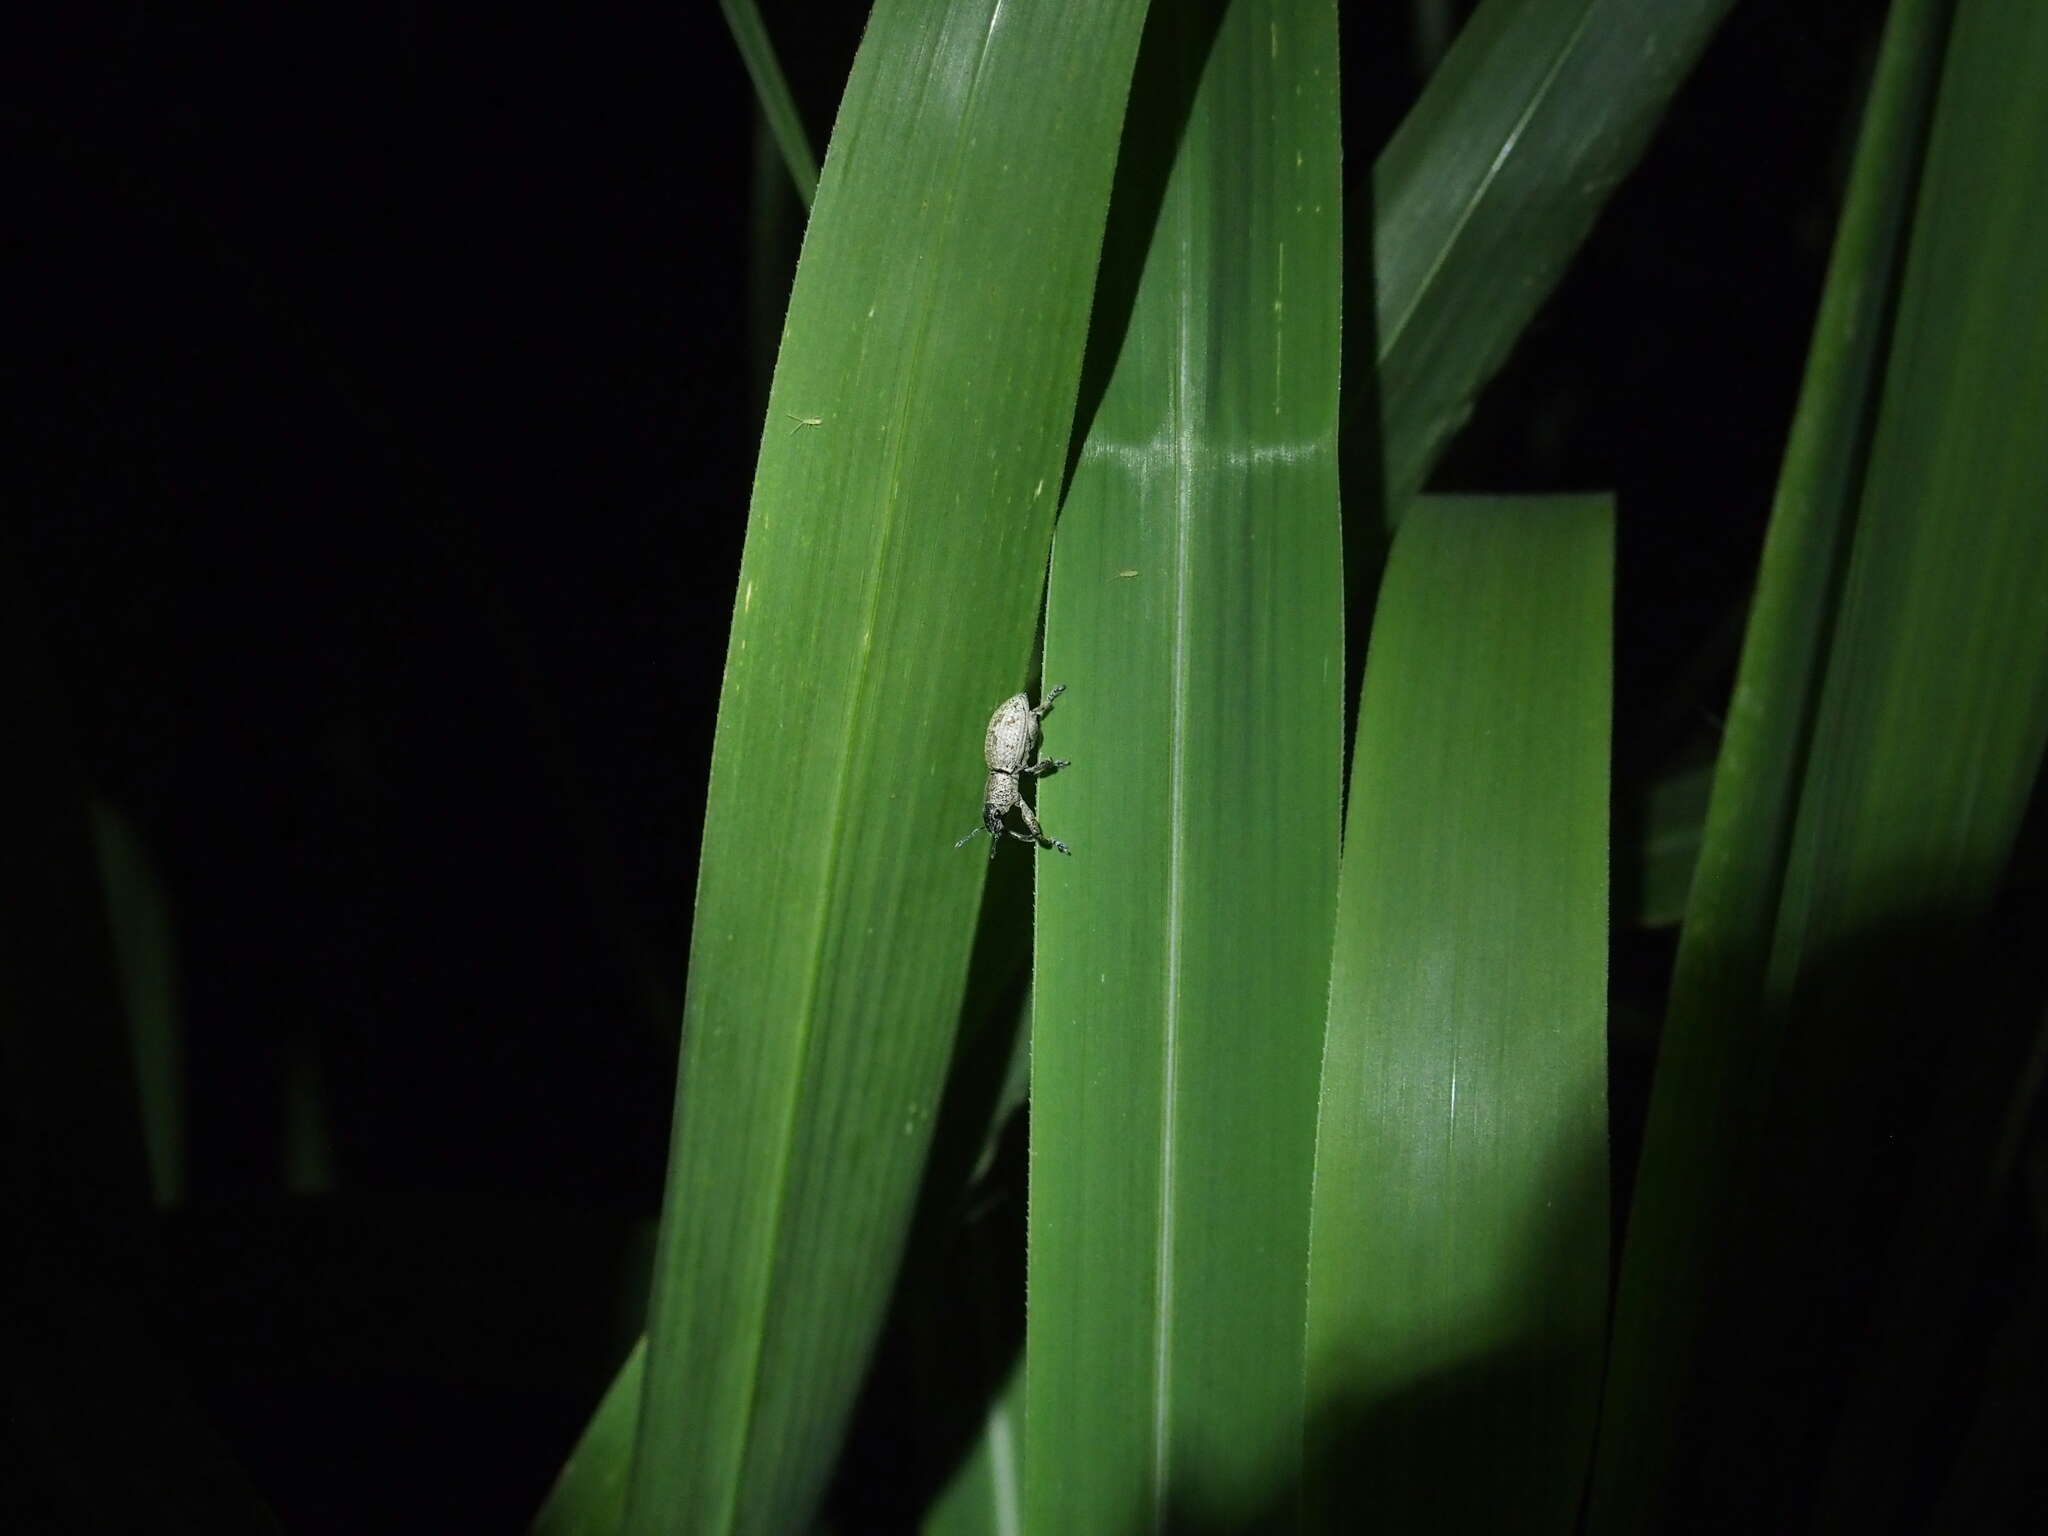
1149,73 -> 1199,1524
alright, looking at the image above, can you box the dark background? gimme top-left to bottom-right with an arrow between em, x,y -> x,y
10,1 -> 1907,1529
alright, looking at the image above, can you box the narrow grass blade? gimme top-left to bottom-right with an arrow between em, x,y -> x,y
89,799 -> 185,1207
1028,0 -> 1344,1527
893,1022 -> 1030,1536
745,116 -> 806,408
717,0 -> 818,206
1370,0 -> 1737,520
534,1339 -> 644,1536
1626,758 -> 1712,929
1306,495 -> 1612,1532
923,1361 -> 1023,1536
1584,0 -> 2009,1526
831,978 -> 1031,1530
0,545 -> 153,1342
625,3 -> 1151,1532
1,547 -> 277,1529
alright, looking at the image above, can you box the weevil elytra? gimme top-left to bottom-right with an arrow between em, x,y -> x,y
955,684 -> 1071,859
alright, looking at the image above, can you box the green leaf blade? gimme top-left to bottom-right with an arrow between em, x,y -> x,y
1307,495 -> 1612,1532
717,0 -> 820,206
534,1341 -> 642,1536
626,4 -> 1151,1532
1028,0 -> 1344,1528
1723,0 -> 2048,1512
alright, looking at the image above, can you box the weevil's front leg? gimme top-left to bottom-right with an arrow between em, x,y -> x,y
1031,683 -> 1067,718
1015,798 -> 1071,855
1020,757 -> 1070,777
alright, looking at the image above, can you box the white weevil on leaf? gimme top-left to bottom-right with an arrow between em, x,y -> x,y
956,685 -> 1071,859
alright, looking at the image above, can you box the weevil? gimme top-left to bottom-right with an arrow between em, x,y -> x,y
956,684 -> 1071,859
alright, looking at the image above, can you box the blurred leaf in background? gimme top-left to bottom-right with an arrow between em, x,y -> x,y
1593,0 -> 2048,1529
2,546 -> 277,1530
1368,0 -> 1739,522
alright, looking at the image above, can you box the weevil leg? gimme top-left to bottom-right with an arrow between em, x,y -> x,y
1015,799 -> 1072,855
1032,683 -> 1066,717
1020,757 -> 1070,777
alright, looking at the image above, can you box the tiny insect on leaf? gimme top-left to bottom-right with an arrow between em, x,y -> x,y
956,684 -> 1071,858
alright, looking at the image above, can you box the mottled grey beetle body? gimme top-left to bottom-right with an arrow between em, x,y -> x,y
956,684 -> 1070,859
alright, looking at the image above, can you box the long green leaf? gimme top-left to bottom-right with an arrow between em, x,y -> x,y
1027,0 -> 1344,1528
1690,0 -> 2048,1517
1585,2 -> 1955,1523
1306,495 -> 1612,1532
1371,0 -> 1737,521
625,4 -> 1151,1532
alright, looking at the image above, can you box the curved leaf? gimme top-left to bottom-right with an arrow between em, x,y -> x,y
626,3 -> 1151,1531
